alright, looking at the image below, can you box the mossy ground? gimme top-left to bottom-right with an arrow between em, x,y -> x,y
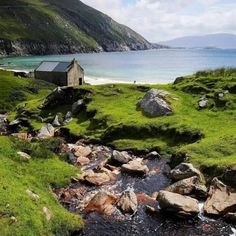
0,136 -> 83,236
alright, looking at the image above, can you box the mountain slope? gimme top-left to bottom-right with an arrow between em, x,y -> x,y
160,33 -> 236,49
0,0 -> 152,55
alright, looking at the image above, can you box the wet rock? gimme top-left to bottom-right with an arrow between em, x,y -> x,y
72,99 -> 84,115
82,170 -> 112,186
117,188 -> 138,214
85,191 -> 117,215
139,89 -> 172,117
170,163 -> 202,181
165,176 -> 199,195
52,115 -> 61,127
157,190 -> 199,218
204,178 -> 236,217
74,146 -> 92,158
222,168 -> 236,187
76,156 -> 90,166
121,158 -> 149,175
224,212 -> 236,223
193,185 -> 208,200
43,207 -> 53,221
112,150 -> 132,164
17,151 -> 31,160
146,205 -> 159,215
145,151 -> 161,159
26,189 -> 40,201
38,123 -> 55,139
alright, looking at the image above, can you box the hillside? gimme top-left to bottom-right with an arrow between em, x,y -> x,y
0,0 -> 153,55
159,33 -> 236,49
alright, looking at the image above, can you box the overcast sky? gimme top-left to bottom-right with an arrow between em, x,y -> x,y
81,0 -> 236,42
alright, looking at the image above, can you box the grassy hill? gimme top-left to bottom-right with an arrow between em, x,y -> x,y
0,0 -> 153,55
0,68 -> 235,235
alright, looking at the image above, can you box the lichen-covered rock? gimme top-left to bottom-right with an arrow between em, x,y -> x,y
117,188 -> 138,214
204,178 -> 236,217
157,190 -> 199,218
170,163 -> 202,181
139,89 -> 172,117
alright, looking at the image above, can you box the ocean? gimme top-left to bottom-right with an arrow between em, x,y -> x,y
1,48 -> 236,84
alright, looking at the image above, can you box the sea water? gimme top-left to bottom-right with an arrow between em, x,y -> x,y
1,48 -> 236,84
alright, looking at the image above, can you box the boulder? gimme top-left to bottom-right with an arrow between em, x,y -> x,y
203,178 -> 236,217
72,99 -> 84,115
139,89 -> 172,117
38,124 -> 55,139
85,191 -> 117,215
145,151 -> 161,159
63,112 -> 73,125
117,188 -> 138,214
121,158 -> 149,175
52,115 -> 61,127
112,150 -> 132,164
199,99 -> 208,109
17,151 -> 31,160
222,168 -> 236,187
74,146 -> 92,158
26,189 -> 40,201
157,190 -> 199,218
170,163 -> 202,181
165,176 -> 199,195
82,170 -> 112,186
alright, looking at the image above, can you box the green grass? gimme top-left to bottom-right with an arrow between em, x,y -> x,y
0,136 -> 83,236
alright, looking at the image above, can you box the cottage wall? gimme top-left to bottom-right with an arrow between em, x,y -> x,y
35,71 -> 68,86
67,63 -> 84,86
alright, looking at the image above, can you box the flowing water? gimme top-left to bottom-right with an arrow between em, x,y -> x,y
1,49 -> 236,84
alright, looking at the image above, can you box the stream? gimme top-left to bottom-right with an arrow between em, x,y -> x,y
54,142 -> 236,236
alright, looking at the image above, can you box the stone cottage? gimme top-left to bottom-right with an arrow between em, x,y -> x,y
34,59 -> 84,86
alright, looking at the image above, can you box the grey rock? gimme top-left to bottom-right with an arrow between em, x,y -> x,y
52,115 -> 61,127
112,150 -> 132,164
17,151 -> 31,160
38,123 -> 55,139
199,99 -> 208,108
72,99 -> 84,115
157,190 -> 199,218
170,163 -> 202,181
145,151 -> 161,159
139,89 -> 172,117
165,176 -> 199,195
63,112 -> 73,125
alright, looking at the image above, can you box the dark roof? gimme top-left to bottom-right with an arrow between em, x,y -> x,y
35,61 -> 73,73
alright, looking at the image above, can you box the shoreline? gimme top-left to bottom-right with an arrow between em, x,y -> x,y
0,67 -> 160,85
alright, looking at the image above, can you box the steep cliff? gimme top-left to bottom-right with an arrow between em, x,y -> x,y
0,0 -> 154,55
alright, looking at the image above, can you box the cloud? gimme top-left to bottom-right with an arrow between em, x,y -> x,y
81,0 -> 236,42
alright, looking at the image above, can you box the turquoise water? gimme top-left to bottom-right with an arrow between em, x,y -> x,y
1,49 -> 236,84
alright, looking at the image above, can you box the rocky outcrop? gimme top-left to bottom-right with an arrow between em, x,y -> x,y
121,158 -> 149,175
170,163 -> 202,181
139,89 -> 172,117
117,188 -> 138,214
157,190 -> 199,218
204,178 -> 236,217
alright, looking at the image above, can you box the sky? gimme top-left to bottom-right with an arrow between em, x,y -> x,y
81,0 -> 236,42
